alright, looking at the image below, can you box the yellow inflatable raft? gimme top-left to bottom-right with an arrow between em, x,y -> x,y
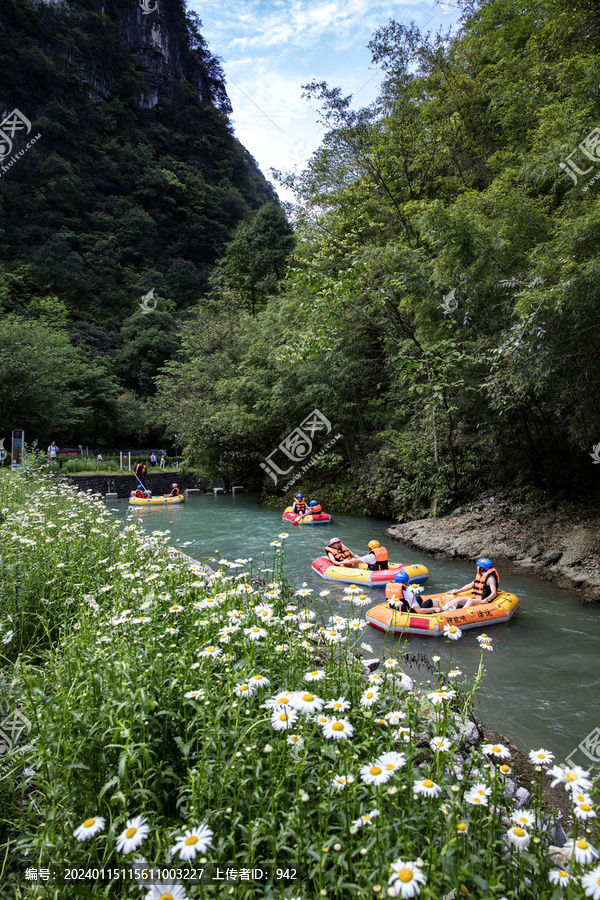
311,557 -> 429,587
366,589 -> 520,635
129,494 -> 185,506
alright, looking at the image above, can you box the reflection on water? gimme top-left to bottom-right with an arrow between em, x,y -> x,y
110,493 -> 600,760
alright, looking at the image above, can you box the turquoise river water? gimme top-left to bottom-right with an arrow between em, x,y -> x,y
110,492 -> 600,765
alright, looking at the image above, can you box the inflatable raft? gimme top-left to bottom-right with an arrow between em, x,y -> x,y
283,506 -> 332,525
366,589 -> 520,636
129,494 -> 185,506
311,557 -> 429,587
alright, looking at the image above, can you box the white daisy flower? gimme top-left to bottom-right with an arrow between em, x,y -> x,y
549,868 -> 570,888
319,590 -> 330,597
506,826 -> 530,850
264,691 -> 293,709
184,690 -> 205,700
376,751 -> 406,773
295,587 -> 312,597
245,626 -> 267,641
383,658 -> 398,669
325,697 -> 351,713
465,788 -> 488,807
332,774 -> 348,790
367,673 -> 384,685
360,687 -> 380,708
360,762 -> 392,786
581,865 -> 600,899
233,683 -> 255,698
249,674 -> 270,688
575,801 -> 597,821
430,736 -> 452,753
290,691 -> 324,715
388,860 -> 426,898
116,816 -> 150,854
528,748 -> 554,766
343,585 -> 360,595
304,669 -> 326,682
73,816 -> 106,841
413,777 -> 441,798
171,824 -> 213,860
481,742 -> 510,759
322,718 -> 354,740
360,642 -> 373,652
550,764 -> 593,792
278,533 -> 289,539
324,629 -> 343,644
271,708 -> 299,731
199,646 -> 222,659
511,810 -> 535,827
287,734 -> 303,747
443,624 -> 463,640
354,594 -> 371,607
565,838 -> 599,865
427,689 -> 456,705
351,809 -> 379,828
147,882 -> 187,900
347,618 -> 367,631
274,644 -> 289,653
447,668 -> 462,678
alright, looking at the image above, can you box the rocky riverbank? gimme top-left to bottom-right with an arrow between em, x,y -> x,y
386,495 -> 600,602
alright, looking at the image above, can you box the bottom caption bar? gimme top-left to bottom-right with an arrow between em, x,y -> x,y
24,864 -> 303,885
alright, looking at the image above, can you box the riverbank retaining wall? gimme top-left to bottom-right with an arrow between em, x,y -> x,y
63,473 -> 211,499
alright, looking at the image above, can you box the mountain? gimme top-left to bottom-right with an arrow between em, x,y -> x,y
0,0 -> 276,329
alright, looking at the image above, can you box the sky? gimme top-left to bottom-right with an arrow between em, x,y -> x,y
188,0 -> 463,201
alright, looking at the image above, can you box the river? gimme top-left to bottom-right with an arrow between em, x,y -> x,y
109,492 -> 600,765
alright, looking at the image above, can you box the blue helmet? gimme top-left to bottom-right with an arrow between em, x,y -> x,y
476,557 -> 493,569
309,500 -> 318,506
394,570 -> 409,584
296,493 -> 303,499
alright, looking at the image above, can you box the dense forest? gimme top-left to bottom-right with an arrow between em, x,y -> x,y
0,0 -> 278,446
2,0 -> 600,516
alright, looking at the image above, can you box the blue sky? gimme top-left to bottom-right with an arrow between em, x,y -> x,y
188,0 -> 462,200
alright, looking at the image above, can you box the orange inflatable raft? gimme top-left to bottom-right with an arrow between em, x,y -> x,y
366,587 -> 520,636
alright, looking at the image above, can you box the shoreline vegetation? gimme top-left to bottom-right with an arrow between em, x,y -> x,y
0,467 -> 598,898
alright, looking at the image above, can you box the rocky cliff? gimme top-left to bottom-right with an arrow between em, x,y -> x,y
386,496 -> 600,601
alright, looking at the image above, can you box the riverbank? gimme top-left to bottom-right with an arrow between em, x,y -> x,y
386,495 -> 600,602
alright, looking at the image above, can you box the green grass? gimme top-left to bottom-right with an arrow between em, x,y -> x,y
0,467 -> 597,899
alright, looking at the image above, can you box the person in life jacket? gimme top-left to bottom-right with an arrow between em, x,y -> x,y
385,571 -> 441,612
135,488 -> 148,499
324,537 -> 361,566
292,493 -> 307,516
442,558 -> 500,610
134,461 -> 147,488
358,540 -> 389,571
309,499 -> 323,515
168,483 -> 180,497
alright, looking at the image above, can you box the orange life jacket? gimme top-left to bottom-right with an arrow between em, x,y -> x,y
135,489 -> 146,498
310,504 -> 322,515
135,463 -> 147,478
294,499 -> 307,513
325,543 -> 352,563
473,567 -> 499,601
169,487 -> 180,497
385,582 -> 412,611
368,546 -> 389,570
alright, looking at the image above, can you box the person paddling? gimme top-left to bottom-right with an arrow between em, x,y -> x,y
292,493 -> 309,524
134,461 -> 147,490
442,557 -> 500,610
